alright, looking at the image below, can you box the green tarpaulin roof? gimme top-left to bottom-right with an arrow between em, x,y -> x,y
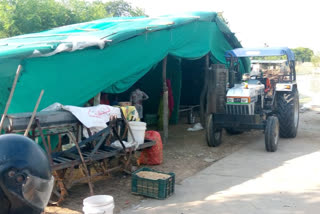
0,11 -> 248,113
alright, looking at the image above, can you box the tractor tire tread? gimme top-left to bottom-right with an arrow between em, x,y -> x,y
277,89 -> 299,138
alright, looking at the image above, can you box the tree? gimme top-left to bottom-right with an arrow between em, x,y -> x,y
0,0 -> 146,38
311,54 -> 320,67
61,0 -> 109,23
0,0 -> 17,37
105,0 -> 146,17
11,0 -> 73,36
292,47 -> 314,62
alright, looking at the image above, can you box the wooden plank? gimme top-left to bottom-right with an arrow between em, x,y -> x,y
52,160 -> 80,171
3,111 -> 78,132
56,157 -> 72,162
137,140 -> 156,150
53,158 -> 63,163
62,152 -> 79,160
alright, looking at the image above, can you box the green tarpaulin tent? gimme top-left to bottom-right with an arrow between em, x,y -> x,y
0,11 -> 249,114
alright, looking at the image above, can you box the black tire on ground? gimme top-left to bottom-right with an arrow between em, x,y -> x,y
277,88 -> 299,138
206,114 -> 223,147
265,116 -> 279,152
225,128 -> 244,135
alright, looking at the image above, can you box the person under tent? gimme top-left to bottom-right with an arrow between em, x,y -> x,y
130,85 -> 149,119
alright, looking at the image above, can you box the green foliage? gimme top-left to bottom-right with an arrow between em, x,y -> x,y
311,54 -> 320,67
11,0 -> 73,36
0,0 -> 146,38
292,47 -> 314,62
105,0 -> 146,17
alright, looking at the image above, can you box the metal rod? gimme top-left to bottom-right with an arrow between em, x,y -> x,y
24,90 -> 44,136
0,65 -> 22,133
36,119 -> 53,165
47,135 -> 52,155
162,56 -> 168,144
68,131 -> 94,195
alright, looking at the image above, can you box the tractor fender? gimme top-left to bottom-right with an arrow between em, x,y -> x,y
275,82 -> 297,92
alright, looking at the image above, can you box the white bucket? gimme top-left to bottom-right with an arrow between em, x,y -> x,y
83,195 -> 114,214
128,121 -> 146,145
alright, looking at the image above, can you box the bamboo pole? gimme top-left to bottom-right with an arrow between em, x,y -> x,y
162,56 -> 168,144
24,90 -> 44,136
0,65 -> 22,132
93,92 -> 101,106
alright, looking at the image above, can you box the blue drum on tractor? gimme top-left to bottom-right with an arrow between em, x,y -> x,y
206,47 -> 299,152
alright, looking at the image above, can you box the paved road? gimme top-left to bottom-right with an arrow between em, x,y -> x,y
121,110 -> 320,214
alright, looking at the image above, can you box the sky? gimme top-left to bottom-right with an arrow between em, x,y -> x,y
126,0 -> 320,53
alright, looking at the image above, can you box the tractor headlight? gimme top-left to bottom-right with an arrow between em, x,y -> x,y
227,97 -> 234,103
241,98 -> 249,103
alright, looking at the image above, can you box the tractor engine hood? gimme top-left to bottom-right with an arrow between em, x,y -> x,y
227,83 -> 265,103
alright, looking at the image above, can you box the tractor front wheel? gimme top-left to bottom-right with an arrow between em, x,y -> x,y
265,116 -> 279,152
206,114 -> 223,147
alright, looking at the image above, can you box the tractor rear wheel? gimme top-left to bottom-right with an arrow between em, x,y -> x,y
277,89 -> 299,138
206,114 -> 222,147
265,116 -> 279,152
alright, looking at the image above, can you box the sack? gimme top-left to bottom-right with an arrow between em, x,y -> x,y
138,131 -> 163,165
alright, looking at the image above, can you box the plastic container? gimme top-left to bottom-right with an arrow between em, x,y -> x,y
128,121 -> 146,145
132,167 -> 175,199
83,195 -> 114,214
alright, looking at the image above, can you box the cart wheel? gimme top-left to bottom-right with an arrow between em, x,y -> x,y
265,116 -> 279,152
206,114 -> 222,147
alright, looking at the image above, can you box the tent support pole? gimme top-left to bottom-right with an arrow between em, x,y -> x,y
94,93 -> 101,106
162,56 -> 168,144
200,53 -> 210,127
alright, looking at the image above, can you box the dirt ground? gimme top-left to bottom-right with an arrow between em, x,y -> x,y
45,118 -> 258,214
45,73 -> 320,214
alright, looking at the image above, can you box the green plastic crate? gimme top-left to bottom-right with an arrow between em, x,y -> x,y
132,167 -> 175,199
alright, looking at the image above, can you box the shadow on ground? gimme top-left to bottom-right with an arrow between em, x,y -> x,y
121,110 -> 320,214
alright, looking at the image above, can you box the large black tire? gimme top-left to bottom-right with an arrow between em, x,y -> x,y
265,116 -> 279,152
225,128 -> 244,135
277,88 -> 299,138
206,114 -> 222,147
